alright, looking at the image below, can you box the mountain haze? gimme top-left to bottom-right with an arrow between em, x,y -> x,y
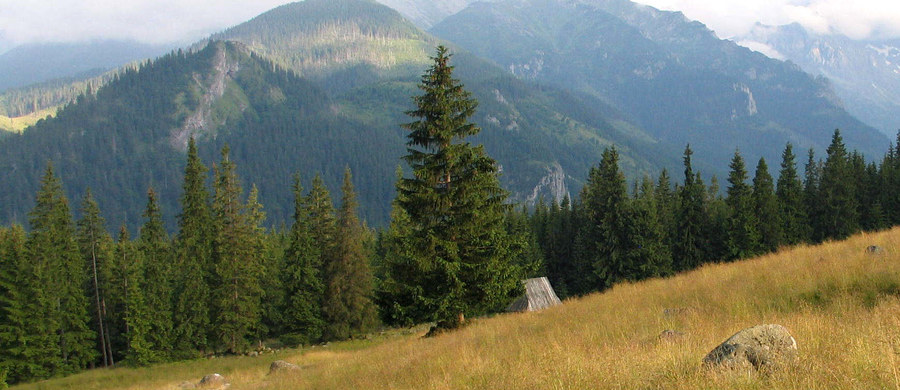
431,0 -> 889,170
740,23 -> 900,135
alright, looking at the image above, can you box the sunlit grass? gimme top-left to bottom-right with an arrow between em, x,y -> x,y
0,108 -> 56,133
15,228 -> 900,389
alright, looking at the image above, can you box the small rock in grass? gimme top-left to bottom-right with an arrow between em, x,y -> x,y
866,245 -> 885,254
659,329 -> 685,341
703,324 -> 798,371
269,360 -> 301,375
199,373 -> 229,389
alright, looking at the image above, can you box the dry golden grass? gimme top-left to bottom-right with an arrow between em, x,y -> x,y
15,228 -> 900,389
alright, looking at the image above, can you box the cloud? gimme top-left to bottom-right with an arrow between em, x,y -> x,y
0,0 -> 295,46
633,0 -> 900,40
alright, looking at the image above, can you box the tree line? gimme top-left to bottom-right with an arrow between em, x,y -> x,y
530,129 -> 898,298
0,138 -> 380,384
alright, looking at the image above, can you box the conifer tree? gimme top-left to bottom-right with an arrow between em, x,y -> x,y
725,151 -> 761,260
0,225 -> 29,383
673,145 -> 706,271
628,176 -> 673,278
76,190 -> 115,367
819,130 -> 859,240
173,137 -> 213,356
751,158 -> 782,253
282,174 -> 325,343
776,144 -> 809,245
212,146 -> 263,353
392,46 -> 522,331
137,188 -> 173,361
322,168 -> 379,340
306,174 -> 336,260
581,148 -> 631,289
803,149 -> 823,242
120,225 -> 153,366
23,164 -> 97,376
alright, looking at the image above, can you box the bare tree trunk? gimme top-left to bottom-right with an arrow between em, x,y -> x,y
90,237 -> 109,367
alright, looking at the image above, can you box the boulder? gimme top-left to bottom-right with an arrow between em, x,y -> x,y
198,373 -> 228,389
866,245 -> 885,254
269,360 -> 301,375
703,324 -> 798,370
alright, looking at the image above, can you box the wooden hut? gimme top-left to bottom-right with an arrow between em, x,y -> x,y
506,277 -> 562,312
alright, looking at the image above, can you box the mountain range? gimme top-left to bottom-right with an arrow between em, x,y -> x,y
0,0 -> 891,231
739,23 -> 900,136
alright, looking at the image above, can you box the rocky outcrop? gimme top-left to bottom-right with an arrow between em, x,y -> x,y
703,324 -> 798,370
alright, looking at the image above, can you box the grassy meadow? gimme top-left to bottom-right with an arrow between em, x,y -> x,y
16,228 -> 900,389
0,108 -> 56,133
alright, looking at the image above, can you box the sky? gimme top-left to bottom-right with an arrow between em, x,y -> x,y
632,0 -> 900,40
2,0 -> 900,55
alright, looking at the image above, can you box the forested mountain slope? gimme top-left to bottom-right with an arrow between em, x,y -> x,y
0,0 -> 669,231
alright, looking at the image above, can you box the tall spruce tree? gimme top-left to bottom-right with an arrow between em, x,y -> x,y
392,46 -> 522,331
776,144 -> 809,245
76,190 -> 115,367
212,146 -> 263,353
173,137 -> 213,356
24,163 -> 97,376
803,149 -> 823,242
137,188 -> 173,361
673,145 -> 707,271
581,148 -> 631,289
0,225 -> 29,383
725,151 -> 761,260
819,130 -> 859,240
282,174 -> 325,343
751,158 -> 782,253
322,168 -> 379,340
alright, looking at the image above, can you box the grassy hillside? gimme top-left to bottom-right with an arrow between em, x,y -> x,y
16,228 -> 900,389
0,108 -> 55,133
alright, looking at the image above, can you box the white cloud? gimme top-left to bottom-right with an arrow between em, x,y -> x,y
736,40 -> 786,60
0,0 -> 297,47
633,0 -> 900,40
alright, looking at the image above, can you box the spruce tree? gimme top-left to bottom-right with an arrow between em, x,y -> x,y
322,168 -> 379,340
673,145 -> 706,271
751,158 -> 782,253
211,146 -> 263,353
120,226 -> 153,366
392,46 -> 522,331
819,130 -> 859,240
581,148 -> 631,289
173,137 -> 213,356
282,174 -> 325,343
137,188 -> 173,361
628,176 -> 673,278
803,149 -> 823,242
725,151 -> 761,260
24,164 -> 97,376
76,190 -> 115,367
776,144 -> 809,245
0,225 -> 29,383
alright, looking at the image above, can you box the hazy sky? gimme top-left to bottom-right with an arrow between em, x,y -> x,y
633,0 -> 900,40
2,0 -> 900,54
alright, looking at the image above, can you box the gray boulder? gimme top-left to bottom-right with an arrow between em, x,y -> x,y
198,373 -> 228,389
269,360 -> 301,375
703,324 -> 798,370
